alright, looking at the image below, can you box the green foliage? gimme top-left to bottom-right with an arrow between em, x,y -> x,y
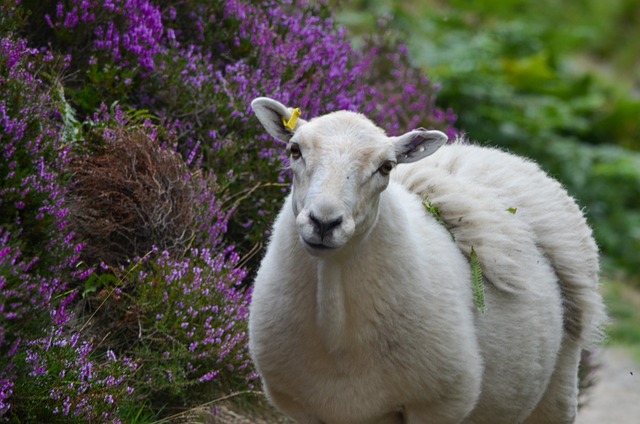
603,278 -> 640,360
82,272 -> 119,298
420,198 -> 486,313
421,196 -> 448,234
470,247 -> 486,314
0,0 -> 28,34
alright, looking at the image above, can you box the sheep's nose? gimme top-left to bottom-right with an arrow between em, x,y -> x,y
309,212 -> 343,240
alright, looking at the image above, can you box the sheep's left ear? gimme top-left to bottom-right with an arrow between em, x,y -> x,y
391,129 -> 448,163
251,97 -> 307,143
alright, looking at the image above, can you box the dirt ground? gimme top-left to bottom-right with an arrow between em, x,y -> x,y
576,347 -> 640,424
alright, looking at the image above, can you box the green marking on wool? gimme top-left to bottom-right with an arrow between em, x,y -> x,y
507,207 -> 518,214
422,196 -> 455,240
470,247 -> 486,313
421,196 -> 483,311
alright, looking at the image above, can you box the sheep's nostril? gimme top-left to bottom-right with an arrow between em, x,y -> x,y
309,213 -> 343,239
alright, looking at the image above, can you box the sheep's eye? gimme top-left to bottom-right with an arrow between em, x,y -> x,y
378,160 -> 395,176
289,143 -> 302,160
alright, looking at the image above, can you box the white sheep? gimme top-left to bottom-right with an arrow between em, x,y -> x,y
248,97 -> 607,424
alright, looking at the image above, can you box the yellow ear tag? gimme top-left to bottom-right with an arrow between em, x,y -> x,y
282,108 -> 301,131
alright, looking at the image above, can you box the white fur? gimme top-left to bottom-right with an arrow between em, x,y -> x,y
248,98 -> 607,424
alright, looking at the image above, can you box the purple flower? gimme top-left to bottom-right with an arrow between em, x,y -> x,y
0,378 -> 14,416
45,0 -> 164,72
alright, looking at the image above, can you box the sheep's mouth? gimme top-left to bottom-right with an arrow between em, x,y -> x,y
301,239 -> 338,253
304,241 -> 334,250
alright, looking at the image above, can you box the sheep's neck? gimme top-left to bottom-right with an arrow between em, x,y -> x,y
316,259 -> 347,353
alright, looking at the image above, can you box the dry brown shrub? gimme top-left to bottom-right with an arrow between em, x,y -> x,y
68,127 -> 197,266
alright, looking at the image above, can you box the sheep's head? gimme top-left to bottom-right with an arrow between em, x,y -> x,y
252,97 -> 447,257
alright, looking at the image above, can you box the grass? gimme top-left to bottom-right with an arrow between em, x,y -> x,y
602,277 -> 640,362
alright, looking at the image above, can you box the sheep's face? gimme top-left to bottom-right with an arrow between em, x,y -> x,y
289,112 -> 403,256
251,97 -> 447,257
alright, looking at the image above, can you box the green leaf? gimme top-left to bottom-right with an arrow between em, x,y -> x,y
422,196 -> 455,240
470,247 -> 486,313
55,84 -> 82,145
82,273 -> 120,298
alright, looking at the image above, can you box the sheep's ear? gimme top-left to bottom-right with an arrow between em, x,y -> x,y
251,97 -> 307,142
392,129 -> 448,163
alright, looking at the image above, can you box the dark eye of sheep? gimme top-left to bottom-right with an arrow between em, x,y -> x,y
378,160 -> 395,176
289,143 -> 302,160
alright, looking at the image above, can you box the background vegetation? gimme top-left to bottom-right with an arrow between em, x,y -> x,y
1,0 -> 638,422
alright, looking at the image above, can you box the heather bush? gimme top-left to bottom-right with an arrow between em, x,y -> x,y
1,37 -> 252,417
3,0 -> 461,420
68,114 -> 254,409
86,245 -> 253,408
1,35 -> 136,422
8,326 -> 137,423
19,0 -> 164,112
12,0 -> 457,266
0,33 -> 73,356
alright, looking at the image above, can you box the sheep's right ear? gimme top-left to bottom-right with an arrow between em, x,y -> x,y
392,129 -> 448,164
251,97 -> 307,143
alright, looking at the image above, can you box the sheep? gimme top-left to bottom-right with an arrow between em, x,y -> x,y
248,97 -> 607,424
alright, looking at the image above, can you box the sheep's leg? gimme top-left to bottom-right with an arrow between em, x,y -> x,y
522,337 -> 581,424
264,386 -> 323,424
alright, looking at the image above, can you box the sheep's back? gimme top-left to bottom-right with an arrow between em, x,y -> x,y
392,142 -> 605,346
